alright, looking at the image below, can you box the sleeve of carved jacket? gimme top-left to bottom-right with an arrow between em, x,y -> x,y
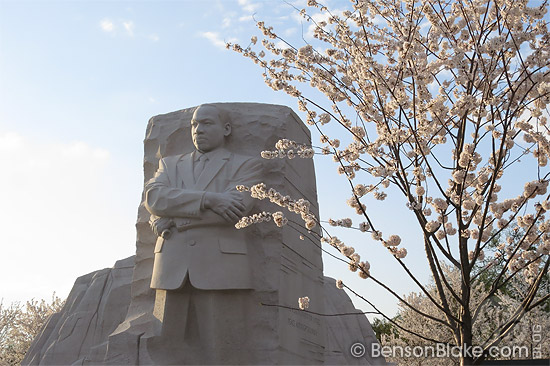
144,157 -> 204,218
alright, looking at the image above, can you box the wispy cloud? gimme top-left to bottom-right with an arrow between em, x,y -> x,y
148,34 -> 160,42
238,0 -> 261,13
200,31 -> 237,50
0,131 -> 136,304
99,18 -> 142,38
215,0 -> 225,12
100,18 -> 115,33
284,27 -> 298,37
275,40 -> 288,49
123,21 -> 134,36
291,8 -> 346,39
289,0 -> 309,8
239,15 -> 254,22
222,17 -> 232,28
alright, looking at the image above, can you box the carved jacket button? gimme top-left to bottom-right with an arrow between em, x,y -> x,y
188,240 -> 196,246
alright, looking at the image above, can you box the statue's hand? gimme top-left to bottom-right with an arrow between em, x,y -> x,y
149,216 -> 174,238
204,191 -> 246,222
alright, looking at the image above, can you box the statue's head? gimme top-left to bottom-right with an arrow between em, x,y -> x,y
191,104 -> 231,153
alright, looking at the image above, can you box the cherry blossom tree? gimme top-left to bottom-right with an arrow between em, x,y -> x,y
230,0 -> 550,365
0,295 -> 64,365
379,264 -> 549,365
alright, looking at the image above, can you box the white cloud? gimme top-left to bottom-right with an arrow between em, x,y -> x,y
239,15 -> 254,22
284,27 -> 298,37
99,18 -> 140,38
302,8 -> 346,39
215,0 -> 225,12
0,131 -> 23,150
290,11 -> 303,24
372,13 -> 387,26
275,40 -> 289,49
200,31 -> 237,50
100,18 -> 115,32
0,131 -> 137,304
222,17 -> 232,28
219,11 -> 239,28
123,21 -> 134,36
238,0 -> 261,13
148,34 -> 160,42
288,0 -> 308,7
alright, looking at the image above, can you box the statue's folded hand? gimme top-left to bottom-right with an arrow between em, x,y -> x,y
204,192 -> 246,222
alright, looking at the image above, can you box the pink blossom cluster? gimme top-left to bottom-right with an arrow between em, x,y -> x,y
237,183 -> 316,230
328,217 -> 352,228
261,139 -> 314,160
298,296 -> 310,310
321,235 -> 371,279
235,211 -> 272,229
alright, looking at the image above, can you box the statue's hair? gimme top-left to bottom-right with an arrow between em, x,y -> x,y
195,103 -> 231,127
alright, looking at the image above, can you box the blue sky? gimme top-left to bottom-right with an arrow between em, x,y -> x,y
0,0 -> 432,318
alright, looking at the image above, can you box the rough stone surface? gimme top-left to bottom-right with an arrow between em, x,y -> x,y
22,257 -> 134,365
324,277 -> 385,365
23,103 -> 386,365
24,258 -> 384,365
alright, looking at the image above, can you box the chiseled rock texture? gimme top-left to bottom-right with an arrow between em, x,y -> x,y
22,256 -> 134,365
23,260 -> 384,365
324,277 -> 386,365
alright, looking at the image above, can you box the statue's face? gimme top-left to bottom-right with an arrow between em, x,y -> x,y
191,106 -> 231,152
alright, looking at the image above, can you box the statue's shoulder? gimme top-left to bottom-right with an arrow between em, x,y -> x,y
229,151 -> 261,166
161,153 -> 191,167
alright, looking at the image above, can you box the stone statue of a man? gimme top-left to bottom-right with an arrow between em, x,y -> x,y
144,104 -> 262,364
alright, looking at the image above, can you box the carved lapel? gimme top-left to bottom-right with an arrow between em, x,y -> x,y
176,152 -> 195,189
195,150 -> 231,190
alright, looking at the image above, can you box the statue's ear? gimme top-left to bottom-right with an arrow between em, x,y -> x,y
224,123 -> 231,137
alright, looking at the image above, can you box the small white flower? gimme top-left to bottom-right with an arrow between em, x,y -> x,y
272,211 -> 288,227
386,234 -> 401,246
425,221 -> 439,232
371,231 -> 382,240
359,222 -> 370,232
395,248 -> 407,259
298,296 -> 310,310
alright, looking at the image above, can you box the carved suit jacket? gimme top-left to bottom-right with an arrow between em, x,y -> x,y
144,148 -> 262,290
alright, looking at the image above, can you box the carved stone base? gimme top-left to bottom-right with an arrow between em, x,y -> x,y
23,257 -> 385,365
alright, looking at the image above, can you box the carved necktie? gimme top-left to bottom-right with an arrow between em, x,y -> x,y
194,154 -> 208,182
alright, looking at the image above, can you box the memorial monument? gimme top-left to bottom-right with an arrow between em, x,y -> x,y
22,103 -> 385,365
